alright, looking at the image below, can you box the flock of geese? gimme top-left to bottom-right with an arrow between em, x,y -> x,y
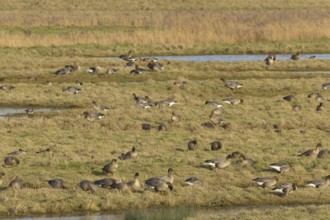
0,51 -> 329,202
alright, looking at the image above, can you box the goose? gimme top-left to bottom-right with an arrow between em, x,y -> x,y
127,172 -> 141,191
237,154 -> 255,166
141,123 -> 152,131
83,112 -> 104,121
87,66 -> 104,74
221,78 -> 242,90
205,101 -> 223,108
231,151 -> 244,159
8,176 -> 24,189
63,86 -> 80,94
290,52 -> 300,61
132,93 -> 149,103
130,65 -> 146,75
316,102 -> 324,111
171,112 -> 181,122
264,54 -> 276,65
156,97 -> 177,107
0,172 -> 5,185
102,159 -> 118,175
106,67 -> 119,74
48,179 -> 66,189
269,162 -> 292,173
210,141 -> 222,151
307,92 -> 323,101
79,180 -> 98,192
203,155 -> 233,170
283,95 -> 296,102
223,98 -> 243,105
317,149 -> 329,158
322,82 -> 330,90
188,140 -> 198,150
92,101 -> 109,112
53,65 -> 80,75
112,181 -> 130,191
119,50 -> 134,61
157,123 -> 168,131
145,168 -> 174,190
25,108 -> 34,115
253,176 -> 279,188
305,175 -> 330,188
94,178 -> 117,189
209,108 -> 224,118
298,143 -> 321,157
3,156 -> 20,167
147,60 -> 164,71
155,182 -> 173,194
292,104 -> 302,111
0,85 -> 15,91
184,177 -> 199,186
119,147 -> 137,160
272,183 -> 297,196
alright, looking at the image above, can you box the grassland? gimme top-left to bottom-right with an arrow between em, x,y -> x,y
0,0 -> 329,218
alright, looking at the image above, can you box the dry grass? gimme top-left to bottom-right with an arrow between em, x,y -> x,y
0,0 -> 329,54
0,52 -> 329,216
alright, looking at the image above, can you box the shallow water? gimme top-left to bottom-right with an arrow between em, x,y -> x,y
0,107 -> 65,117
107,54 -> 330,62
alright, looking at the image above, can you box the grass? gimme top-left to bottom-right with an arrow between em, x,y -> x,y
0,51 -> 328,217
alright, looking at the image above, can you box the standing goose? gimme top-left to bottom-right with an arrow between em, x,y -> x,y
305,175 -> 330,189
102,159 -> 118,175
269,162 -> 292,173
272,183 -> 297,196
119,147 -> 137,160
145,168 -> 174,190
253,176 -> 279,188
264,54 -> 276,65
298,143 -> 321,157
221,78 -> 243,90
316,102 -> 324,111
127,172 -> 141,191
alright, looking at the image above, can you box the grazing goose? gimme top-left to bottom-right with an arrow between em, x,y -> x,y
83,112 -> 104,121
204,155 -> 233,170
184,177 -> 199,186
317,149 -> 329,158
272,183 -> 297,196
156,97 -> 177,107
316,102 -> 324,111
305,175 -> 330,189
171,112 -> 181,122
322,82 -> 330,90
92,101 -> 109,112
264,54 -> 276,65
63,86 -> 80,94
102,159 -> 118,175
205,101 -> 223,108
307,92 -> 323,101
269,162 -> 292,173
0,172 -> 5,185
87,66 -> 104,74
0,85 -> 15,91
3,156 -> 20,167
188,140 -> 198,150
292,104 -> 302,111
94,178 -> 117,189
80,180 -> 98,192
48,179 -> 66,189
25,108 -> 34,115
223,98 -> 243,105
298,143 -> 321,157
221,78 -> 242,90
119,147 -> 137,160
145,168 -> 174,190
210,141 -> 222,151
237,154 -> 255,166
130,65 -> 146,75
9,176 -> 24,189
127,172 -> 141,191
147,60 -> 164,71
283,95 -> 296,102
290,52 -> 300,61
253,176 -> 279,188
53,65 -> 81,75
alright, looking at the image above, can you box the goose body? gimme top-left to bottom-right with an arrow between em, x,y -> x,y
305,175 -> 330,188
102,159 -> 118,175
48,179 -> 66,189
298,143 -> 321,157
185,176 -> 199,186
269,162 -> 291,173
223,98 -> 243,105
322,82 -> 330,90
63,86 -> 80,94
221,79 -> 242,90
188,140 -> 198,150
264,54 -> 276,65
205,101 -> 223,108
272,183 -> 297,196
253,176 -> 279,188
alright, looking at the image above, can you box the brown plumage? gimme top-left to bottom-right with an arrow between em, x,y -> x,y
102,159 -> 118,175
